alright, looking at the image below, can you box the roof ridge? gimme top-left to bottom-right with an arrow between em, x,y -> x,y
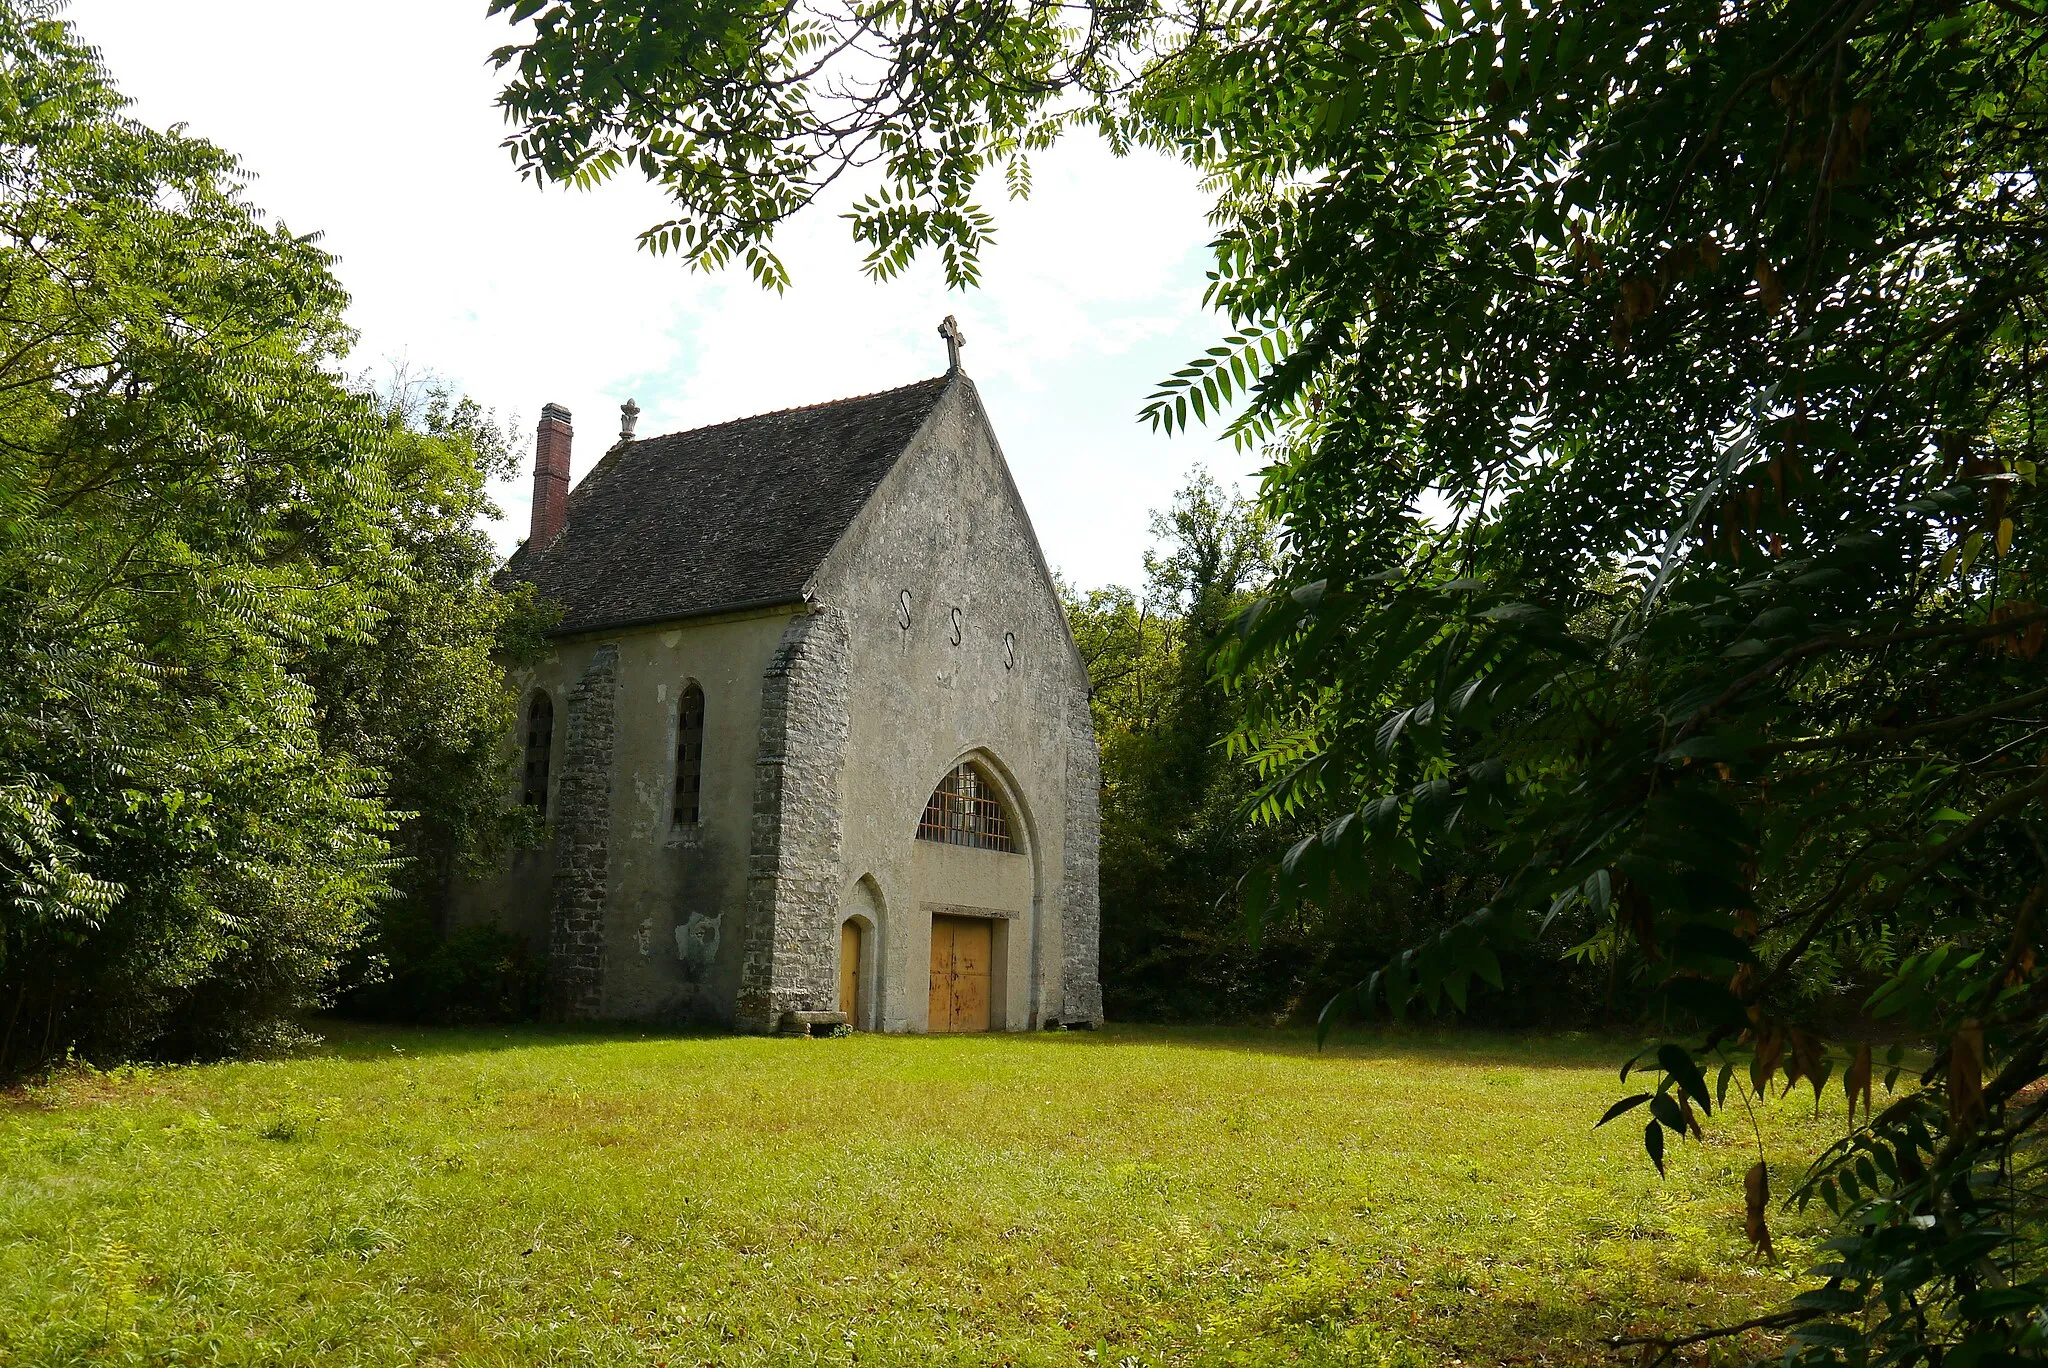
635,373 -> 952,447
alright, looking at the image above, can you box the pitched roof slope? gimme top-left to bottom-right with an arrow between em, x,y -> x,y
501,375 -> 953,635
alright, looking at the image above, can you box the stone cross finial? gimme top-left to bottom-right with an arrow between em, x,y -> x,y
938,315 -> 965,373
619,398 -> 640,441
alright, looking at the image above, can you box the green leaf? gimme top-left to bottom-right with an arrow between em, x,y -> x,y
1656,1043 -> 1712,1115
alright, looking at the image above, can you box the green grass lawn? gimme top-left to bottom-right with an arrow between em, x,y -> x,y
0,1023 -> 1843,1367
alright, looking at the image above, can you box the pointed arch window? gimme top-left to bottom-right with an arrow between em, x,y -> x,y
521,693 -> 554,814
918,763 -> 1016,852
674,682 -> 706,825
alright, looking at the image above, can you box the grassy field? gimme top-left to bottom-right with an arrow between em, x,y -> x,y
0,1023 -> 1843,1367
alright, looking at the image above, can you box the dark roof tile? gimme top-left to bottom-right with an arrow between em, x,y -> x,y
501,375 -> 953,635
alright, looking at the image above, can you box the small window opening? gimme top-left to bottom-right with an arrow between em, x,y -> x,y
522,693 -> 554,814
674,682 -> 706,825
917,763 -> 1016,852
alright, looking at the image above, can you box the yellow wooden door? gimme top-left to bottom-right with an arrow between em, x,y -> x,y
838,921 -> 862,1023
950,918 -> 991,1031
927,916 -> 991,1033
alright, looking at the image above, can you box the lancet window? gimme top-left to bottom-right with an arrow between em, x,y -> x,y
674,682 -> 705,825
521,693 -> 554,813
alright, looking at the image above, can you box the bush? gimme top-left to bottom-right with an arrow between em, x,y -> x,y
345,920 -> 547,1026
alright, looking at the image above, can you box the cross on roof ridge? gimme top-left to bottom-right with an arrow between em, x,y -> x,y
939,315 -> 966,373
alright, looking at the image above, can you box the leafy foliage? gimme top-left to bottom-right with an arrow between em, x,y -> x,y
1178,3 -> 2048,1362
494,0 -> 2046,1357
1066,478 -> 1306,1020
0,5 -> 535,1074
319,379 -> 552,1022
1072,478 -> 1602,1027
487,0 -> 1198,287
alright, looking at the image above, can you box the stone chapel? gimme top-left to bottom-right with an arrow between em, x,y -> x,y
449,325 -> 1104,1034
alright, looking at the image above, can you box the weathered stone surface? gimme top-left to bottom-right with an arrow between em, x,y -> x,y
1061,678 -> 1105,1024
775,1011 -> 851,1037
735,608 -> 851,1032
451,375 -> 1105,1035
549,643 -> 619,1019
809,379 -> 1097,1032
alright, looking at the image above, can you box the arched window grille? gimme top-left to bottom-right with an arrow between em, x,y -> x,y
917,763 -> 1016,852
521,693 -> 554,813
674,682 -> 706,825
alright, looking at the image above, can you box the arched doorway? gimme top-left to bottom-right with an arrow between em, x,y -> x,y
912,758 -> 1033,1032
839,920 -> 864,1020
837,876 -> 882,1030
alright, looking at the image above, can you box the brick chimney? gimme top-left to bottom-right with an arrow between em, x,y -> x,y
529,402 -> 572,551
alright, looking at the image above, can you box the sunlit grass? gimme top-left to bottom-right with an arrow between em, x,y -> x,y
0,1023 -> 1845,1366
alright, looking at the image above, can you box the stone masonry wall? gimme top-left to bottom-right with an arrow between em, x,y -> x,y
804,377 -> 1101,1032
735,609 -> 851,1032
1060,678 -> 1104,1024
548,643 -> 618,1019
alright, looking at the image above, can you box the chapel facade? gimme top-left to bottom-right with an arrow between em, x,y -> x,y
449,337 -> 1104,1034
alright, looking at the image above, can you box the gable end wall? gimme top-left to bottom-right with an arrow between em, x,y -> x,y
806,379 -> 1102,1031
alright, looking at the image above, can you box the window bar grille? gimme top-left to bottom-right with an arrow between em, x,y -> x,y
917,763 -> 1015,852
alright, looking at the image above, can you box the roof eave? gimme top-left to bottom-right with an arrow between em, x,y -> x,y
543,593 -> 810,642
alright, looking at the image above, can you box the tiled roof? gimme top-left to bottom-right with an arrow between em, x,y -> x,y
501,375 -> 954,635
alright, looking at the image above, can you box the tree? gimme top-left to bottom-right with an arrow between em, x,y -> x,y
1074,476 -> 1604,1027
486,0 -> 1182,287
1068,477 -> 1309,1020
1188,8 -> 2048,1362
314,378 -> 554,1024
493,0 -> 2044,1358
0,5 -> 534,1072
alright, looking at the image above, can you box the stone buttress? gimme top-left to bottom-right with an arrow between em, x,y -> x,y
1060,677 -> 1104,1024
549,643 -> 619,1019
735,609 -> 851,1031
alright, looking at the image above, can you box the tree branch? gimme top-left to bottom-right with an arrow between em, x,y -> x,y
1613,1307 -> 1822,1368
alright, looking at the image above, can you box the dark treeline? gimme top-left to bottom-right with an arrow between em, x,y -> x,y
1071,476 -> 1604,1030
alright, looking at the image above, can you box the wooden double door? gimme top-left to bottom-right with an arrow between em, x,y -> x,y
927,915 -> 992,1033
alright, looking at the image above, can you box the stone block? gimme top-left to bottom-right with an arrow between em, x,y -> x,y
735,609 -> 851,1032
548,644 -> 619,1020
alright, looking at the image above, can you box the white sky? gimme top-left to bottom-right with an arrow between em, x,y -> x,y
67,0 -> 1258,591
